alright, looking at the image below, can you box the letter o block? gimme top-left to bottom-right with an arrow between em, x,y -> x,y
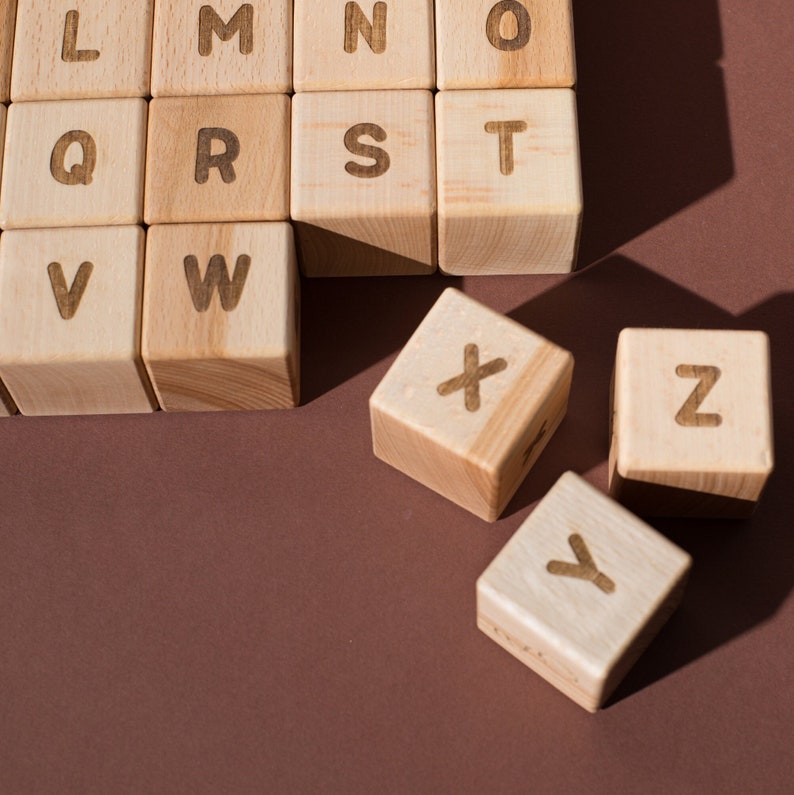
370,288 -> 573,521
610,328 -> 775,517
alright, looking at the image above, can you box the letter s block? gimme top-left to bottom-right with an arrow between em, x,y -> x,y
610,328 -> 775,517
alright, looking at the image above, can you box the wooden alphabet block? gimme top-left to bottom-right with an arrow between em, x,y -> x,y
0,98 -> 147,229
144,94 -> 290,224
293,0 -> 435,91
435,0 -> 576,89
291,90 -> 437,276
370,288 -> 573,520
0,227 -> 156,416
142,222 -> 299,412
0,0 -> 16,103
151,0 -> 292,96
609,328 -> 775,518
10,0 -> 153,100
436,88 -> 582,275
477,471 -> 692,712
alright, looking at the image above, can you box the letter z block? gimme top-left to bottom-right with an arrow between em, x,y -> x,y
370,288 -> 573,520
610,328 -> 775,518
0,0 -> 16,102
478,472 -> 691,712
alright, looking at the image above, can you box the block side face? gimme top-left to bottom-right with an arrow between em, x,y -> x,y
0,375 -> 19,416
0,0 -> 16,103
0,105 -> 6,193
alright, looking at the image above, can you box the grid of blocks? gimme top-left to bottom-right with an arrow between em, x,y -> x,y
0,1 -> 580,416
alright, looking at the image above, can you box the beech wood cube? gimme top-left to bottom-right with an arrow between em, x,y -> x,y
291,89 -> 437,276
370,288 -> 573,520
609,328 -> 775,518
0,0 -> 16,103
436,88 -> 582,275
142,222 -> 300,412
0,226 -> 156,416
477,471 -> 692,712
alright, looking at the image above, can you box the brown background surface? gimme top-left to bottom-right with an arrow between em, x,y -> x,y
2,1 -> 792,792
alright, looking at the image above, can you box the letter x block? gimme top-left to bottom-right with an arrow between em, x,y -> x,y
477,471 -> 692,712
610,328 -> 775,518
370,288 -> 573,520
0,0 -> 16,103
142,222 -> 299,412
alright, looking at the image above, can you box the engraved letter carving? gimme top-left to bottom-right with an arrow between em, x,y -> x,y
344,2 -> 387,54
50,130 -> 97,186
184,254 -> 251,312
547,534 -> 616,595
61,10 -> 100,62
198,4 -> 254,56
437,343 -> 508,413
486,1 -> 531,52
47,261 -> 94,320
195,128 -> 240,184
485,120 -> 527,176
344,123 -> 390,178
675,364 -> 723,427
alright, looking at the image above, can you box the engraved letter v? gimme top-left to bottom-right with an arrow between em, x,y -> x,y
47,261 -> 94,320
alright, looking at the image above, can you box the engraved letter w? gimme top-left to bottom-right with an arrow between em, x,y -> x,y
183,254 -> 250,312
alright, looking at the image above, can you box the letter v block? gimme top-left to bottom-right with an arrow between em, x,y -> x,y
477,471 -> 692,712
142,222 -> 299,411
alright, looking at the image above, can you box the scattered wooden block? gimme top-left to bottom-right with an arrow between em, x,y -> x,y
435,0 -> 576,89
609,328 -> 775,518
0,98 -> 147,229
142,222 -> 300,411
0,226 -> 156,416
477,471 -> 692,712
370,287 -> 573,520
150,0 -> 292,96
0,0 -> 16,103
10,0 -> 154,100
291,89 -> 437,276
293,0 -> 435,91
436,88 -> 581,275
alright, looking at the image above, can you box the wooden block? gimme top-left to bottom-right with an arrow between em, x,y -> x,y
0,98 -> 147,230
144,94 -> 290,225
293,0 -> 435,92
370,288 -> 573,520
477,471 -> 692,712
291,90 -> 437,276
436,88 -> 582,275
10,0 -> 153,101
150,0 -> 292,96
0,0 -> 17,103
609,328 -> 775,518
0,226 -> 156,416
435,0 -> 576,89
142,222 -> 299,412
0,104 -> 6,193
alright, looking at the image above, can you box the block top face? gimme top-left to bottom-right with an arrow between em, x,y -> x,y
614,328 -> 774,492
151,0 -> 292,96
293,0 -> 435,91
435,0 -> 576,89
10,1 -> 154,100
478,471 -> 692,680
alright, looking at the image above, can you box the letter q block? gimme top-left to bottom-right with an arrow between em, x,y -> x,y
610,328 -> 775,517
370,288 -> 573,521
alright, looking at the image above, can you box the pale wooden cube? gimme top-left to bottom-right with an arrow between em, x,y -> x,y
0,226 -> 156,416
436,88 -> 582,275
151,0 -> 292,96
478,471 -> 692,712
0,98 -> 147,229
291,90 -> 436,276
10,0 -> 153,100
142,222 -> 299,412
610,328 -> 775,518
293,0 -> 434,91
144,94 -> 290,224
435,0 -> 576,90
370,288 -> 573,520
0,0 -> 16,102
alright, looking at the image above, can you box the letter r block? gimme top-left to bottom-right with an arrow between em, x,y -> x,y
610,328 -> 775,517
370,288 -> 573,520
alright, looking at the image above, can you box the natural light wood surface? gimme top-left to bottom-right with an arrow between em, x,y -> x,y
0,0 -> 16,103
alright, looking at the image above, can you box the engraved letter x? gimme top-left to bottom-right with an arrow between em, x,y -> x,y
437,343 -> 508,412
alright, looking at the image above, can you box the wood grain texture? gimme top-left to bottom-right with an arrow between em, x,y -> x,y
435,0 -> 576,89
436,88 -> 581,275
370,287 -> 572,521
10,0 -> 153,100
609,328 -> 774,517
291,89 -> 436,276
293,0 -> 434,91
477,471 -> 692,712
0,0 -> 16,102
142,222 -> 299,412
0,98 -> 147,229
0,226 -> 156,416
151,0 -> 292,96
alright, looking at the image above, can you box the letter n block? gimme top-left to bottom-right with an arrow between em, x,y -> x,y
291,90 -> 436,276
436,89 -> 582,275
0,0 -> 16,102
142,222 -> 299,411
478,472 -> 691,712
610,328 -> 775,518
370,288 -> 573,520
